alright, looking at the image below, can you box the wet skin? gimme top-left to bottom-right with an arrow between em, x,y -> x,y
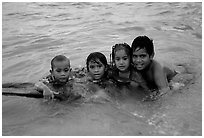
132,48 -> 153,71
114,49 -> 130,72
51,60 -> 71,83
88,60 -> 105,80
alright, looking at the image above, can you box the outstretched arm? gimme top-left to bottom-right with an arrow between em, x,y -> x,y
153,61 -> 171,97
153,61 -> 169,89
34,81 -> 55,99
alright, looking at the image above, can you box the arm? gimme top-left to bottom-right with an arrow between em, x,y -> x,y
153,61 -> 169,89
34,81 -> 55,99
153,61 -> 170,96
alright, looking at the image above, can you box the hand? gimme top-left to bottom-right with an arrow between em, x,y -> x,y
142,90 -> 159,101
35,81 -> 54,99
46,75 -> 55,83
43,87 -> 55,100
130,81 -> 139,87
142,87 -> 170,101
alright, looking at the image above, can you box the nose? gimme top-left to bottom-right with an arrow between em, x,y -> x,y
94,67 -> 99,72
60,71 -> 66,76
136,57 -> 142,62
119,59 -> 123,64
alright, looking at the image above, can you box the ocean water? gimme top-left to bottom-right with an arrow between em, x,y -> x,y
2,2 -> 202,136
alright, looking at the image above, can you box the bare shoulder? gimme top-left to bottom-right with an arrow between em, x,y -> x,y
151,60 -> 163,72
152,60 -> 177,80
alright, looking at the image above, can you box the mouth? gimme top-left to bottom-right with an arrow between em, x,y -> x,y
135,64 -> 144,69
59,78 -> 67,82
94,74 -> 101,78
118,66 -> 126,69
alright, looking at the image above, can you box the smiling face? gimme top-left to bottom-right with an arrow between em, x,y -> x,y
132,48 -> 153,71
88,60 -> 105,80
114,49 -> 130,72
51,60 -> 71,83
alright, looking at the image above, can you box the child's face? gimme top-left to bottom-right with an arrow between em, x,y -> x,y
88,60 -> 105,80
132,48 -> 153,70
114,49 -> 130,72
51,60 -> 71,83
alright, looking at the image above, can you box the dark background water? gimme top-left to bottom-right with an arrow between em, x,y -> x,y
2,2 -> 202,136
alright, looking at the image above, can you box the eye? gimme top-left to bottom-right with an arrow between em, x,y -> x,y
89,65 -> 95,69
98,64 -> 103,68
132,55 -> 137,58
140,54 -> 146,58
123,57 -> 128,60
56,69 -> 61,72
64,68 -> 69,72
115,57 -> 120,61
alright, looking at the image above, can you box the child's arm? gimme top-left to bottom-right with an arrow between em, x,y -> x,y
34,81 -> 55,99
153,61 -> 169,89
153,61 -> 170,95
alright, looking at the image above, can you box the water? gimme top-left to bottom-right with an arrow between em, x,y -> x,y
2,2 -> 202,136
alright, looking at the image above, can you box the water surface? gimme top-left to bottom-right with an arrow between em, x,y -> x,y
2,2 -> 202,136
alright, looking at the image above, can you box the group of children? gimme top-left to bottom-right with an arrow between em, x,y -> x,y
34,35 -> 177,101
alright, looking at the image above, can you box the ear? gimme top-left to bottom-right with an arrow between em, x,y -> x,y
150,52 -> 154,60
104,65 -> 108,71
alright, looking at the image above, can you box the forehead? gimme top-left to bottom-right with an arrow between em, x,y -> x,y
88,59 -> 103,66
133,48 -> 148,54
53,60 -> 70,68
115,49 -> 127,56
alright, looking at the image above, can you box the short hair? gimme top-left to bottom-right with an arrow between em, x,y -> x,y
51,55 -> 70,69
131,36 -> 154,56
86,52 -> 107,72
112,43 -> 132,61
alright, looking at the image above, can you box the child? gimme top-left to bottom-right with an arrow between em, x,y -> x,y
34,55 -> 81,101
86,52 -> 109,86
84,52 -> 116,101
110,43 -> 144,88
131,35 -> 177,98
111,43 -> 131,80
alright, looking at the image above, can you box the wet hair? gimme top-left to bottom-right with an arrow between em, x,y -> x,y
111,43 -> 132,65
86,52 -> 108,72
51,55 -> 70,70
131,36 -> 154,56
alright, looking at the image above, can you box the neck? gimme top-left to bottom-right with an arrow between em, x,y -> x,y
119,71 -> 130,79
53,79 -> 69,86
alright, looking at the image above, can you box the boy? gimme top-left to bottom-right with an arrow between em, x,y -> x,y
131,36 -> 177,99
35,55 -> 81,101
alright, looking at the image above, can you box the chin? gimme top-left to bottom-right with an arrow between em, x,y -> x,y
136,67 -> 144,71
94,77 -> 101,80
59,79 -> 67,83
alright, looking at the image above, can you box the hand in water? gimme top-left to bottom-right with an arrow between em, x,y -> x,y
35,82 -> 55,100
142,87 -> 170,101
43,86 -> 55,100
142,90 -> 159,101
170,82 -> 185,90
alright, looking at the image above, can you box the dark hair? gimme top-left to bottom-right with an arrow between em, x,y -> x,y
51,55 -> 70,70
131,36 -> 154,56
86,52 -> 108,72
111,43 -> 132,65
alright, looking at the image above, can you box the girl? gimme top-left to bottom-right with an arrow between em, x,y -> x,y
85,52 -> 115,102
111,43 -> 148,90
110,43 -> 134,85
86,52 -> 109,85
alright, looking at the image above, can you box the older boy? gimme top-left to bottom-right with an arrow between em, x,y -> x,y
131,36 -> 177,99
35,55 -> 81,101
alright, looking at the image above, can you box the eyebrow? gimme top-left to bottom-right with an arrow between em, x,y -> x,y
115,55 -> 128,57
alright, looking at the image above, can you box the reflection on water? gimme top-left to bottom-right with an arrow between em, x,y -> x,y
2,2 -> 202,136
